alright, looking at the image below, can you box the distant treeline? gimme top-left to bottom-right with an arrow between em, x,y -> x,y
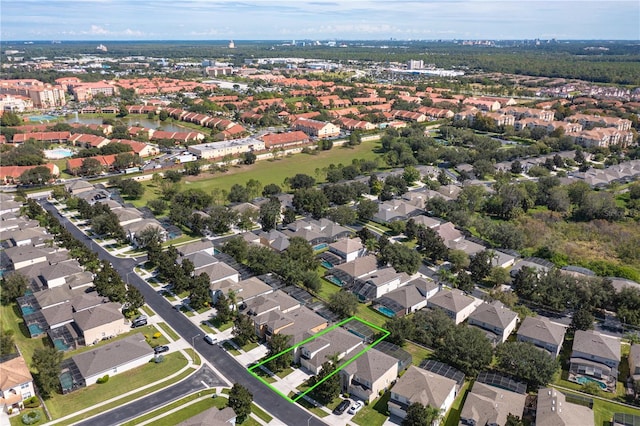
2,40 -> 639,85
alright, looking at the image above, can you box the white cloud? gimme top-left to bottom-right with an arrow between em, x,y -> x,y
89,25 -> 109,35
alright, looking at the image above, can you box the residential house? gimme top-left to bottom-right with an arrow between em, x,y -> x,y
569,330 -> 621,391
65,333 -> 153,387
516,316 -> 567,358
353,267 -> 411,301
427,289 -> 479,324
374,277 -> 439,317
39,260 -> 84,288
195,260 -> 239,286
177,239 -> 215,257
285,218 -> 351,244
328,237 -> 366,263
388,365 -> 458,424
459,381 -> 526,426
341,348 -> 399,403
210,277 -> 273,306
0,355 -> 35,414
123,219 -> 167,248
65,180 -> 94,195
72,302 -> 126,346
260,131 -> 310,149
330,255 -> 379,285
297,327 -> 364,374
468,301 -> 519,344
292,118 -> 340,139
372,199 -> 423,224
536,388 -> 595,426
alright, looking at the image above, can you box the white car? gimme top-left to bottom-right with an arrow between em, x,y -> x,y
204,334 -> 217,345
348,400 -> 363,415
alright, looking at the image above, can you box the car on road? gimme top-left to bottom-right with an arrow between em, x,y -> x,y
204,334 -> 217,345
348,400 -> 363,415
154,345 -> 169,354
333,399 -> 351,415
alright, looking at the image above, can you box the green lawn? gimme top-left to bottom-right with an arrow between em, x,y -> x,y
593,397 -> 640,426
241,341 -> 260,352
156,321 -> 180,341
403,340 -> 434,366
352,391 -> 391,426
200,322 -> 217,334
183,348 -> 201,365
276,367 -> 294,379
140,305 -> 155,317
443,381 -> 470,426
354,304 -> 389,328
131,140 -> 382,208
9,408 -> 46,426
0,303 -> 49,369
251,403 -> 273,423
223,341 -> 240,356
317,277 -> 342,300
46,352 -> 188,419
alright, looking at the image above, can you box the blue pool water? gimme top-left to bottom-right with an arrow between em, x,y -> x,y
53,339 -> 70,351
575,376 -> 606,389
44,148 -> 74,159
321,260 -> 334,269
60,371 -> 73,392
377,306 -> 397,318
26,115 -> 57,122
326,275 -> 344,287
313,243 -> 328,251
28,323 -> 44,336
21,305 -> 36,316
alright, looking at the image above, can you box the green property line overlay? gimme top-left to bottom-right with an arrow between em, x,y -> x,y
247,316 -> 390,404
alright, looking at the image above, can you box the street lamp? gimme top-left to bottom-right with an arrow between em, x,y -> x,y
192,333 -> 200,348
308,416 -> 312,426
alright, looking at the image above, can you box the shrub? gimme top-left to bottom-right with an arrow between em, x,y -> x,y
21,411 -> 41,425
96,375 -> 109,384
23,396 -> 40,408
153,332 -> 162,339
154,354 -> 165,363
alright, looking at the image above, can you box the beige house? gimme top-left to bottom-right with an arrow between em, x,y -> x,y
427,289 -> 479,324
459,382 -> 526,426
73,302 -> 126,345
388,365 -> 458,423
536,388 -> 594,426
340,348 -> 399,403
292,118 -> 340,139
0,355 -> 35,414
468,301 -> 519,344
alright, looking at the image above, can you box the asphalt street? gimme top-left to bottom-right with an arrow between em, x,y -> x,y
41,200 -> 328,426
75,366 -> 225,426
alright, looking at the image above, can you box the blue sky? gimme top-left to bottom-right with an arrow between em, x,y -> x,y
2,0 -> 639,41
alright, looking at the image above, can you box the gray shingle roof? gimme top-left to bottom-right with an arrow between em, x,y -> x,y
71,333 -> 153,379
469,301 -> 518,329
572,330 -> 621,362
517,316 -> 566,347
390,365 -> 457,409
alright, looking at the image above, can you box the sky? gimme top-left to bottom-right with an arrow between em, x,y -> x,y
2,0 -> 639,41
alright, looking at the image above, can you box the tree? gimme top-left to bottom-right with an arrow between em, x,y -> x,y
510,160 -> 523,175
262,183 -> 282,197
506,414 -> 525,426
123,286 -> 145,316
233,314 -> 256,346
489,267 -> 510,287
32,347 -> 63,398
0,111 -> 21,126
164,170 -> 183,183
147,199 -> 168,215
312,361 -> 341,404
571,308 -> 595,331
228,184 -> 250,203
292,188 -> 328,219
223,236 -> 249,263
188,273 -> 211,311
412,308 -> 455,349
265,333 -> 292,373
469,250 -> 495,283
214,292 -> 233,323
402,403 -> 441,426
80,157 -> 103,176
455,271 -> 474,293
357,199 -> 379,222
0,329 -> 16,356
259,198 -> 281,231
384,316 -> 415,346
1,271 -> 29,304
402,165 -> 420,186
327,205 -> 357,225
379,243 -> 421,274
118,178 -> 145,199
435,325 -> 493,376
19,165 -> 52,185
495,341 -> 559,388
135,226 -> 163,249
416,225 -> 448,262
473,159 -> 494,180
228,383 -> 253,423
243,151 -> 257,165
288,173 -> 316,189
328,291 -> 359,319
301,270 -> 321,293
448,250 -> 470,273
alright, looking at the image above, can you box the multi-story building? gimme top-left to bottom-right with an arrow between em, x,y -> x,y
292,118 -> 340,139
0,79 -> 66,108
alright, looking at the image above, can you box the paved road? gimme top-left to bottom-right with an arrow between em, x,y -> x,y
76,366 -> 225,426
41,201 -> 327,426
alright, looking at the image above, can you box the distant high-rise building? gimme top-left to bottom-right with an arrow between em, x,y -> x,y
407,59 -> 424,70
228,40 -> 235,49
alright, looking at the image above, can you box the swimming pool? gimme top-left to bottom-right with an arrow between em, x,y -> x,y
44,148 -> 74,159
313,243 -> 328,251
325,275 -> 344,287
321,260 -> 334,269
575,376 -> 606,389
26,115 -> 57,122
53,338 -> 70,351
28,323 -> 44,336
21,305 -> 36,316
60,371 -> 74,393
376,306 -> 397,318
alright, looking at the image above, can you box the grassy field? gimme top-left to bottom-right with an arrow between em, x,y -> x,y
0,303 -> 49,370
156,321 -> 180,341
403,340 -> 434,366
130,139 -> 382,208
9,408 -> 46,426
46,351 -> 189,419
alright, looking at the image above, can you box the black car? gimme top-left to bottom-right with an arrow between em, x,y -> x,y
154,345 -> 169,354
333,399 -> 351,415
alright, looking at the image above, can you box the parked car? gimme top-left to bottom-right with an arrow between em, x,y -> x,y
333,399 -> 351,415
131,318 -> 147,328
348,400 -> 363,415
154,345 -> 169,354
204,334 -> 217,345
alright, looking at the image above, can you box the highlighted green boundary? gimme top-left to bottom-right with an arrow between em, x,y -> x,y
247,316 -> 389,404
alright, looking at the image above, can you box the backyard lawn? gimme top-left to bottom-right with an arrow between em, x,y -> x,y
403,340 -> 434,366
352,391 -> 391,426
0,303 -> 49,369
46,352 -> 188,419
